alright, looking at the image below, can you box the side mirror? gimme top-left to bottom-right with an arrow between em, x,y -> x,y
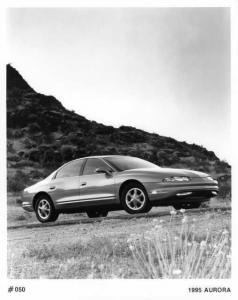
95,168 -> 113,176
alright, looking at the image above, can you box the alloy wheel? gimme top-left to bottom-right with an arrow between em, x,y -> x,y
125,188 -> 146,211
37,199 -> 51,220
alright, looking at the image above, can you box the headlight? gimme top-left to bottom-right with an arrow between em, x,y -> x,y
163,176 -> 190,183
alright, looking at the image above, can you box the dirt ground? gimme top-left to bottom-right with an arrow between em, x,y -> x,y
7,194 -> 231,279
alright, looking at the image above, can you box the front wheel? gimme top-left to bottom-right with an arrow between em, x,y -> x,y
35,195 -> 59,223
121,183 -> 150,214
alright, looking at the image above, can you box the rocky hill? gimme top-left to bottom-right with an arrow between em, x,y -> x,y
7,64 -> 231,195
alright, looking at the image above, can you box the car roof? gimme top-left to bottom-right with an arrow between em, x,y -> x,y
77,155 -> 128,160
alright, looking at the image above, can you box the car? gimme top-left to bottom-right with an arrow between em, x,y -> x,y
21,155 -> 219,223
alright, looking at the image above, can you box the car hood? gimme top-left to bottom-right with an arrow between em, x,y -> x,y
120,167 -> 209,178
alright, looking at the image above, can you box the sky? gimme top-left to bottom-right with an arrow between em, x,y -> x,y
7,7 -> 230,162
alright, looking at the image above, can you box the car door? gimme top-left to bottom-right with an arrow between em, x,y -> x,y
49,159 -> 85,207
78,158 -> 116,205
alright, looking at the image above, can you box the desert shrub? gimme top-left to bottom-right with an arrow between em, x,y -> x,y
106,146 -> 118,154
43,148 -> 55,164
7,142 -> 14,153
23,138 -> 36,149
14,160 -> 35,168
17,150 -> 25,157
217,175 -> 231,199
7,128 -> 14,138
8,154 -> 20,162
63,133 -> 79,144
60,145 -> 75,161
215,160 -> 231,174
27,113 -> 38,121
52,150 -> 63,163
156,150 -> 171,166
94,125 -> 115,135
168,153 -> 180,165
28,122 -> 41,133
29,169 -> 44,179
25,148 -> 41,162
7,170 -> 30,192
117,131 -> 146,143
139,151 -> 154,162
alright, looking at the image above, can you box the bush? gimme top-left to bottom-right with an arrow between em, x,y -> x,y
8,154 -> 20,162
7,170 -> 30,192
217,175 -> 231,199
23,138 -> 37,149
7,142 -> 14,153
60,145 -> 75,161
25,148 -> 41,162
43,148 -> 55,164
14,160 -> 35,168
28,122 -> 41,133
29,169 -> 45,179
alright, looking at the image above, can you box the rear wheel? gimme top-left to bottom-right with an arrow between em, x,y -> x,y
121,182 -> 150,214
86,210 -> 108,218
35,195 -> 59,223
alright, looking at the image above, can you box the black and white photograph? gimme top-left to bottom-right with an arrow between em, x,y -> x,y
2,1 -> 237,298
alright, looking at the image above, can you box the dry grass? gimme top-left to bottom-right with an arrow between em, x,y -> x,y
8,208 -> 231,279
127,209 -> 231,279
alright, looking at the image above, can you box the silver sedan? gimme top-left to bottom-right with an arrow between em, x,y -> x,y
22,155 -> 219,223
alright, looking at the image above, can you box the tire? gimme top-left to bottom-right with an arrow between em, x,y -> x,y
35,195 -> 59,223
173,202 -> 201,210
86,210 -> 108,218
142,203 -> 152,213
121,182 -> 150,214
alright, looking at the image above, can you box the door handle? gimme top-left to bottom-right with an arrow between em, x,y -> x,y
49,186 -> 56,190
81,182 -> 87,186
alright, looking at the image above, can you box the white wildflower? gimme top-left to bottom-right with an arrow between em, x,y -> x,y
155,225 -> 162,230
200,240 -> 207,249
182,216 -> 188,223
170,210 -> 177,215
172,269 -> 182,275
179,209 -> 186,214
222,229 -> 229,235
129,245 -> 135,251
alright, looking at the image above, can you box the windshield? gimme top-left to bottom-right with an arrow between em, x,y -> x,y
104,156 -> 159,171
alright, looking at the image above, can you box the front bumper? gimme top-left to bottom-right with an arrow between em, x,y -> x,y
22,202 -> 34,212
148,182 -> 219,203
21,192 -> 34,212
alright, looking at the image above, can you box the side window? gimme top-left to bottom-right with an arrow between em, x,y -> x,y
83,158 -> 111,175
55,160 -> 84,179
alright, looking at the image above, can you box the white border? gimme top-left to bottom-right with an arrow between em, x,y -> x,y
1,1 -> 237,299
